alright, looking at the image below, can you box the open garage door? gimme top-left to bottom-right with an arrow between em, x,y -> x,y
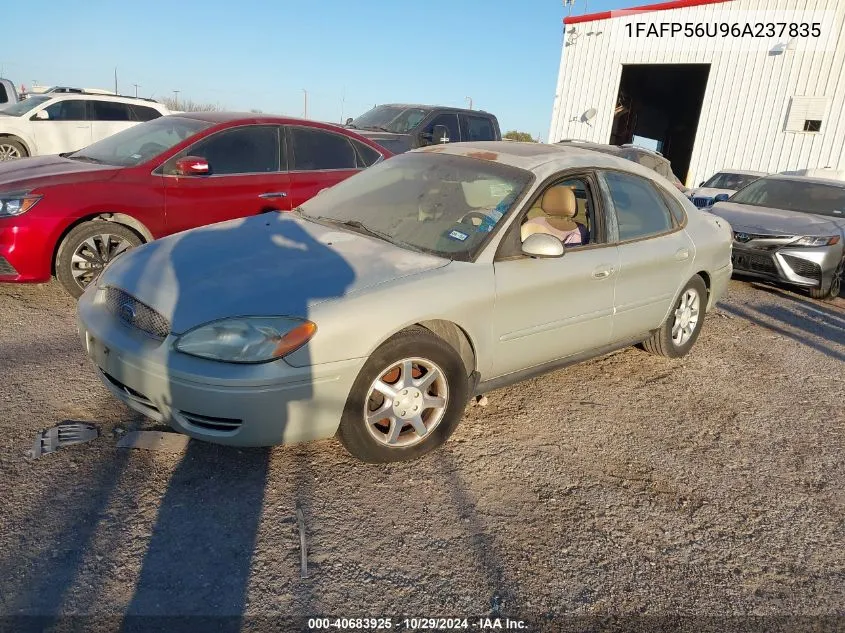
610,64 -> 710,185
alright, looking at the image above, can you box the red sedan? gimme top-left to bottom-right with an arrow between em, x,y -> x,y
0,112 -> 390,297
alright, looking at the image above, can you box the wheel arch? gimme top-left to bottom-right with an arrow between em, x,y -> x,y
51,212 -> 153,274
0,133 -> 32,156
410,319 -> 477,377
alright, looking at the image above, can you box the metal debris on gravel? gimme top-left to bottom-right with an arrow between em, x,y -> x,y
297,506 -> 309,579
28,421 -> 100,459
116,430 -> 190,453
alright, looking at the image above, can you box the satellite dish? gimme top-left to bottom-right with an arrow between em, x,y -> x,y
581,108 -> 597,123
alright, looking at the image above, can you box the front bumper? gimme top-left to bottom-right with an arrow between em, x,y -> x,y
77,286 -> 366,447
0,218 -> 60,283
730,242 -> 842,289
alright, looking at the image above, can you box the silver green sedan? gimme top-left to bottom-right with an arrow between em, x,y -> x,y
77,142 -> 733,462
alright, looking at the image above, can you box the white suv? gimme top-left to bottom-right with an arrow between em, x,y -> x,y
0,92 -> 170,161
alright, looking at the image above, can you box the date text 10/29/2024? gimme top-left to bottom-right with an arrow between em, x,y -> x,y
307,617 -> 529,630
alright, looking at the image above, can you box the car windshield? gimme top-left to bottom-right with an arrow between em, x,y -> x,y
68,116 -> 212,167
0,96 -> 50,116
703,172 -> 760,190
350,105 -> 431,133
299,152 -> 533,261
729,178 -> 845,218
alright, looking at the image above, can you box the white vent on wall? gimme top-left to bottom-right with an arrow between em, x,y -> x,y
785,96 -> 829,133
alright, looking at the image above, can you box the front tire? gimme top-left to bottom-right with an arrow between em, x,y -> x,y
808,256 -> 844,302
642,275 -> 708,358
55,220 -> 143,299
337,327 -> 469,463
0,138 -> 27,161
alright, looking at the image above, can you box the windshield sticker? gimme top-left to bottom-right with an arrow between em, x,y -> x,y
489,183 -> 514,198
448,230 -> 469,241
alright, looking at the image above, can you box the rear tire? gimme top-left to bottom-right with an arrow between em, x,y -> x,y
337,327 -> 469,463
642,275 -> 708,358
0,138 -> 27,161
808,256 -> 844,302
55,220 -> 143,299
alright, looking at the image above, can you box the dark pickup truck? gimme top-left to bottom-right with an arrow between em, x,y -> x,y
346,104 -> 501,154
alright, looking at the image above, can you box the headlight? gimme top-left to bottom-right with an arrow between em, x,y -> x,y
791,235 -> 841,247
174,317 -> 317,363
0,192 -> 42,217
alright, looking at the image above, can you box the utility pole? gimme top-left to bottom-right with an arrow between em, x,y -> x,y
466,96 -> 473,110
173,90 -> 180,109
114,67 -> 118,95
340,87 -> 346,123
302,89 -> 308,118
132,83 -> 141,98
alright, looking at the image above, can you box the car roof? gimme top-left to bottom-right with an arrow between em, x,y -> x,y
714,169 -> 768,176
414,141 -> 667,181
169,112 -> 382,144
366,103 -> 491,116
764,174 -> 845,187
43,93 -> 165,107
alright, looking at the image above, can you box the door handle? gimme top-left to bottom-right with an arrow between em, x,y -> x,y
592,266 -> 616,279
259,192 -> 288,199
675,248 -> 690,261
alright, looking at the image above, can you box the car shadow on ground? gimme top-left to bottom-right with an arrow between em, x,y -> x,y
117,215 -> 355,631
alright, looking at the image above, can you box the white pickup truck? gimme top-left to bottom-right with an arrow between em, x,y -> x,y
0,79 -> 19,107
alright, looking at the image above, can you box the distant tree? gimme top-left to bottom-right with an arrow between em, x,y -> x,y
159,96 -> 223,112
250,108 -> 264,114
503,130 -> 537,142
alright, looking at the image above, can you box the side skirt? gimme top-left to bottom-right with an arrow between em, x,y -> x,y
469,334 -> 652,397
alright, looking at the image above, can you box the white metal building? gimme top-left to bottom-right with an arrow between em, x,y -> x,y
549,0 -> 845,187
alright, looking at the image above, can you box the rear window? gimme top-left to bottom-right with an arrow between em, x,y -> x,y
129,104 -> 162,122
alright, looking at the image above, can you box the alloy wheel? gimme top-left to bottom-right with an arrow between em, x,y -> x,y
70,234 -> 133,290
0,144 -> 22,161
830,258 -> 844,298
671,288 -> 700,346
364,357 -> 449,448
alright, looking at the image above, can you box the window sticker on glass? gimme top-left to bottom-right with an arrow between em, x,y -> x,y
448,230 -> 469,241
489,183 -> 514,198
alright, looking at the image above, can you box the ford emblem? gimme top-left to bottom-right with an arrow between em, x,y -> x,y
734,232 -> 751,243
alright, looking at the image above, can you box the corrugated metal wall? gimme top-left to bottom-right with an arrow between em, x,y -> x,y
548,0 -> 845,186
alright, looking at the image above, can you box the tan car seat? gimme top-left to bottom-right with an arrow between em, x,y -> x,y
521,186 -> 581,240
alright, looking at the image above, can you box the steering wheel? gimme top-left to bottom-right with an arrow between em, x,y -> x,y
137,142 -> 167,158
458,211 -> 492,227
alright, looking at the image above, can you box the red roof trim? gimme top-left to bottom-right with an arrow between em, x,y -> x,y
564,0 -> 732,25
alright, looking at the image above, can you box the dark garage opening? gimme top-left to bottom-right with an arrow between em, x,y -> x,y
610,64 -> 710,184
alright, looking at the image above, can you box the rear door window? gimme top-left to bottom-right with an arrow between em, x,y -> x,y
350,138 -> 382,167
460,115 -> 496,141
289,126 -> 358,171
603,170 -> 675,241
0,84 -> 7,104
90,100 -> 132,121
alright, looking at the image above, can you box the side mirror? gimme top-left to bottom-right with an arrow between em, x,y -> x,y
345,117 -> 354,126
522,233 -> 565,258
174,155 -> 212,176
422,124 -> 450,145
33,110 -> 50,121
714,193 -> 730,203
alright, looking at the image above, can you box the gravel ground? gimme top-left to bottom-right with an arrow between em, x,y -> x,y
0,278 -> 843,632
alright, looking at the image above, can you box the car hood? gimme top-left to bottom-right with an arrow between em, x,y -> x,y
709,202 -> 845,235
689,187 -> 732,199
100,214 -> 450,333
0,155 -> 119,191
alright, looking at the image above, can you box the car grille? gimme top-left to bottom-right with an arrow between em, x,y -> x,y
100,369 -> 161,414
104,287 -> 170,339
179,411 -> 243,433
781,254 -> 822,281
732,251 -> 778,275
692,196 -> 714,208
0,256 -> 18,276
